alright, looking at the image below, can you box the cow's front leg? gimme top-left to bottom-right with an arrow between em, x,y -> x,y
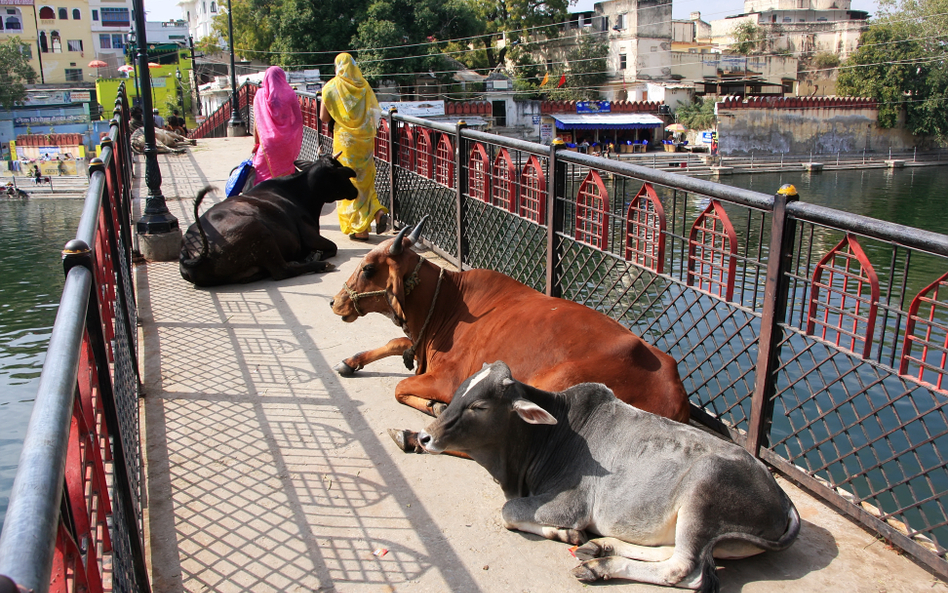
501,493 -> 588,545
334,337 -> 411,376
300,226 -> 338,260
387,372 -> 458,454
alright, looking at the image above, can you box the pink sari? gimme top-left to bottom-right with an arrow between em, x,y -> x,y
252,67 -> 303,183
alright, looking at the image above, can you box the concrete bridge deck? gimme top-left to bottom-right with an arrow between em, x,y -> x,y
134,137 -> 946,593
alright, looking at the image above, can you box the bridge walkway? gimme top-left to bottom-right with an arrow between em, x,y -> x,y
133,137 -> 944,592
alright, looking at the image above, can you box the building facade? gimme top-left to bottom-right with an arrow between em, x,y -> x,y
1,0 -> 103,84
178,0 -> 219,44
710,0 -> 868,59
88,0 -> 133,77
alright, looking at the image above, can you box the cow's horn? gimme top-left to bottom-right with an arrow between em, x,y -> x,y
332,151 -> 342,160
407,215 -> 429,246
502,378 -> 516,388
389,225 -> 411,256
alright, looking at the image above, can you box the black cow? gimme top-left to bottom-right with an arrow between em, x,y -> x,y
179,156 -> 357,287
418,361 -> 800,592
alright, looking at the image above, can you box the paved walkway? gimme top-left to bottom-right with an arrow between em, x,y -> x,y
135,137 -> 947,592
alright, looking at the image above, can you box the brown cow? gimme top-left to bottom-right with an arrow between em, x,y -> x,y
330,219 -> 690,450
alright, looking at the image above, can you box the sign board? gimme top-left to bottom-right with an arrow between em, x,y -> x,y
700,131 -> 713,144
70,91 -> 90,102
0,0 -> 35,5
378,100 -> 445,117
540,122 -> 554,143
532,115 -> 541,125
576,101 -> 611,114
14,115 -> 87,126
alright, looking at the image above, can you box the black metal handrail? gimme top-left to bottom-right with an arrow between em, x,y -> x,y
0,83 -> 149,593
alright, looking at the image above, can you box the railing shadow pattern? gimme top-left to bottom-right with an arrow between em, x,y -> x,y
306,104 -> 948,579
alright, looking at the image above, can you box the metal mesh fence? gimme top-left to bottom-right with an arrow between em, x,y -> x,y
318,110 -> 948,577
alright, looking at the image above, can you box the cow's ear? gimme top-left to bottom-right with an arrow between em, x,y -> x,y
512,399 -> 557,425
388,262 -> 407,322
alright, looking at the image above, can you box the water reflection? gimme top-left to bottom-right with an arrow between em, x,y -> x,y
0,198 -> 84,534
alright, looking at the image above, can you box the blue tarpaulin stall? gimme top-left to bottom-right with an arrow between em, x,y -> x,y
552,113 -> 664,130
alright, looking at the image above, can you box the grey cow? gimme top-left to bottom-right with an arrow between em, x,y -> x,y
418,361 -> 800,592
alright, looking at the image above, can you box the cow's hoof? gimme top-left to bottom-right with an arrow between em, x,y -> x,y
318,262 -> 335,272
427,401 -> 448,417
571,563 -> 601,582
388,429 -> 426,454
574,540 -> 608,561
334,361 -> 356,376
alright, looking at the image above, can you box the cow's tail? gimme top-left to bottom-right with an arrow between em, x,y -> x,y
695,501 -> 800,593
192,186 -> 215,262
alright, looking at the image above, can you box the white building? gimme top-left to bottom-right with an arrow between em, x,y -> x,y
177,0 -> 220,44
88,0 -> 135,77
710,0 -> 869,59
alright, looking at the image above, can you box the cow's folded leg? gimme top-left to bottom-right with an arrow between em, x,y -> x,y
571,554 -> 705,590
575,538 -> 674,562
501,495 -> 587,545
335,338 -> 412,376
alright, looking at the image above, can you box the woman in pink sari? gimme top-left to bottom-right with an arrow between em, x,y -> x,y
252,66 -> 303,183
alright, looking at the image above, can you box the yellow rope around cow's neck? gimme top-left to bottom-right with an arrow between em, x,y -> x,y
402,267 -> 445,371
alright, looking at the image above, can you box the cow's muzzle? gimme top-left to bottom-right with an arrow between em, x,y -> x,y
416,431 -> 443,454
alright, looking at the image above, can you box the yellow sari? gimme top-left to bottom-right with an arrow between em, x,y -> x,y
322,53 -> 386,235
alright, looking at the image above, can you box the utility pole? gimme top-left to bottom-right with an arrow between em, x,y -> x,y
226,0 -> 246,136
188,35 -> 202,116
131,0 -> 181,260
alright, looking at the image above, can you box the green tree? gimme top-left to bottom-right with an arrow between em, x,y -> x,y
468,0 -> 570,70
352,0 -> 480,87
674,97 -> 716,131
510,32 -> 607,101
210,0 -> 275,61
836,24 -> 946,136
0,37 -> 37,110
731,21 -> 765,55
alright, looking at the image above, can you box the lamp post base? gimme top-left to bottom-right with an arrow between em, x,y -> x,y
137,227 -> 183,262
227,121 -> 247,137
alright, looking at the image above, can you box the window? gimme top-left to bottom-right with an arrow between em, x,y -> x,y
101,7 -> 130,26
619,53 -> 627,69
100,33 -> 111,49
50,30 -> 62,52
5,14 -> 22,30
92,9 -> 97,20
72,8 -> 80,19
39,31 -> 48,52
20,44 -> 31,59
210,1 -> 216,12
67,39 -> 82,52
112,34 -> 124,48
64,68 -> 83,82
615,14 -> 625,30
39,6 -> 54,19
58,7 -> 66,19
783,16 -> 792,22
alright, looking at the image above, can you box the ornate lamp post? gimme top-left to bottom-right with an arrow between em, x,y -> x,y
176,68 -> 185,116
126,29 -> 140,106
226,0 -> 246,136
131,0 -> 181,260
189,35 -> 202,116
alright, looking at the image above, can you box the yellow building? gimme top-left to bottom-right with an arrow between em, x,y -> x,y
1,0 -> 99,85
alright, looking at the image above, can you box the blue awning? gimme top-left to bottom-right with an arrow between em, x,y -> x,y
552,113 -> 664,130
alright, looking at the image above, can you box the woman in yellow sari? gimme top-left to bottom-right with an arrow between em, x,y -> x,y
320,53 -> 389,240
